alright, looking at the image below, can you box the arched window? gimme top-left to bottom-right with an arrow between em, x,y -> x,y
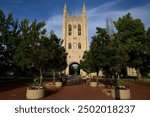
68,43 -> 72,49
68,24 -> 72,36
78,43 -> 81,49
78,24 -> 81,36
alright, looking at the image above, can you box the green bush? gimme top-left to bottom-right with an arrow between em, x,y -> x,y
31,76 -> 40,86
114,79 -> 125,86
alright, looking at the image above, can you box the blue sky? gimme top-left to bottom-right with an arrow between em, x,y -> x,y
0,0 -> 150,44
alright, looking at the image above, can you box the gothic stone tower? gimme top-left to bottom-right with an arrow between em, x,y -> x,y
62,4 -> 88,75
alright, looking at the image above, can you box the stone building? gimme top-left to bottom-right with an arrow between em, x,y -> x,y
62,4 -> 88,75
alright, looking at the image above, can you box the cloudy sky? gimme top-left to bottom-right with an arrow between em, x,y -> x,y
0,0 -> 150,44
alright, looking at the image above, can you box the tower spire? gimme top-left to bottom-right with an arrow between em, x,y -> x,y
82,2 -> 86,16
64,3 -> 67,10
83,2 -> 86,11
64,3 -> 67,14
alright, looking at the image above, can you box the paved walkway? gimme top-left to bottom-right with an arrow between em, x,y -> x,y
43,84 -> 112,100
0,78 -> 150,100
0,83 -> 112,100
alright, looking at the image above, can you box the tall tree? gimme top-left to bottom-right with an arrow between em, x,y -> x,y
80,50 -> 94,75
48,32 -> 67,83
114,13 -> 146,79
90,27 -> 110,76
109,35 -> 128,78
0,9 -> 20,76
81,27 -> 111,76
141,27 -> 150,75
14,19 -> 47,85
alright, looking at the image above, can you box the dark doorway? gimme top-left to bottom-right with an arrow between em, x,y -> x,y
69,63 -> 80,76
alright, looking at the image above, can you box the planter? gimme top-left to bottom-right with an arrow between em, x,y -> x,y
111,87 -> 131,100
86,78 -> 90,84
55,81 -> 63,87
26,86 -> 45,99
44,82 -> 54,89
90,82 -> 97,87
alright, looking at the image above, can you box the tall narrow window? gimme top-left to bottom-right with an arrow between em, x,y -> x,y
68,43 -> 72,49
68,24 -> 72,36
78,43 -> 81,49
78,24 -> 81,36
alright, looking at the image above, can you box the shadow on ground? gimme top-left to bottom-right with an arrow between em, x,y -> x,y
66,77 -> 85,86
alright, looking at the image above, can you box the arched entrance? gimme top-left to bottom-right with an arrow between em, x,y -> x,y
69,62 -> 80,76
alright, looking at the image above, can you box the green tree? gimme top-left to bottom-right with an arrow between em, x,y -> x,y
48,32 -> 67,83
80,51 -> 93,74
80,28 -> 111,76
141,27 -> 150,75
0,9 -> 20,76
109,35 -> 128,78
14,19 -> 47,85
114,13 -> 146,79
90,27 -> 110,76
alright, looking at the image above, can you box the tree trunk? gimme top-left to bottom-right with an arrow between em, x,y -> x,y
137,68 -> 142,80
52,69 -> 56,84
39,68 -> 43,86
96,70 -> 99,76
59,71 -> 62,79
117,75 -> 120,79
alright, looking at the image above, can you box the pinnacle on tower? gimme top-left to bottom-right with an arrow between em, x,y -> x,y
82,3 -> 86,16
64,3 -> 67,14
82,2 -> 86,15
83,2 -> 86,11
64,3 -> 67,9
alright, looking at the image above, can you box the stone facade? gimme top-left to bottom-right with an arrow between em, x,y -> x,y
127,67 -> 137,77
62,4 -> 88,75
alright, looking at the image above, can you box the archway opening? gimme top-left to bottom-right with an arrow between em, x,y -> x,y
69,63 -> 80,76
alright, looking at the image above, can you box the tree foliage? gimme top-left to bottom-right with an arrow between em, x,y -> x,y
114,13 -> 147,79
81,13 -> 150,79
0,9 -> 20,76
1,9 -> 150,80
80,51 -> 94,74
14,21 -> 67,84
0,9 -> 67,83
47,32 -> 67,83
141,27 -> 150,75
80,27 -> 111,76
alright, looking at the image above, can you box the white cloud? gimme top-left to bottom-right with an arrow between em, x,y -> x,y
87,1 -> 150,44
45,0 -> 150,44
45,14 -> 63,38
88,0 -> 123,17
128,3 -> 150,29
